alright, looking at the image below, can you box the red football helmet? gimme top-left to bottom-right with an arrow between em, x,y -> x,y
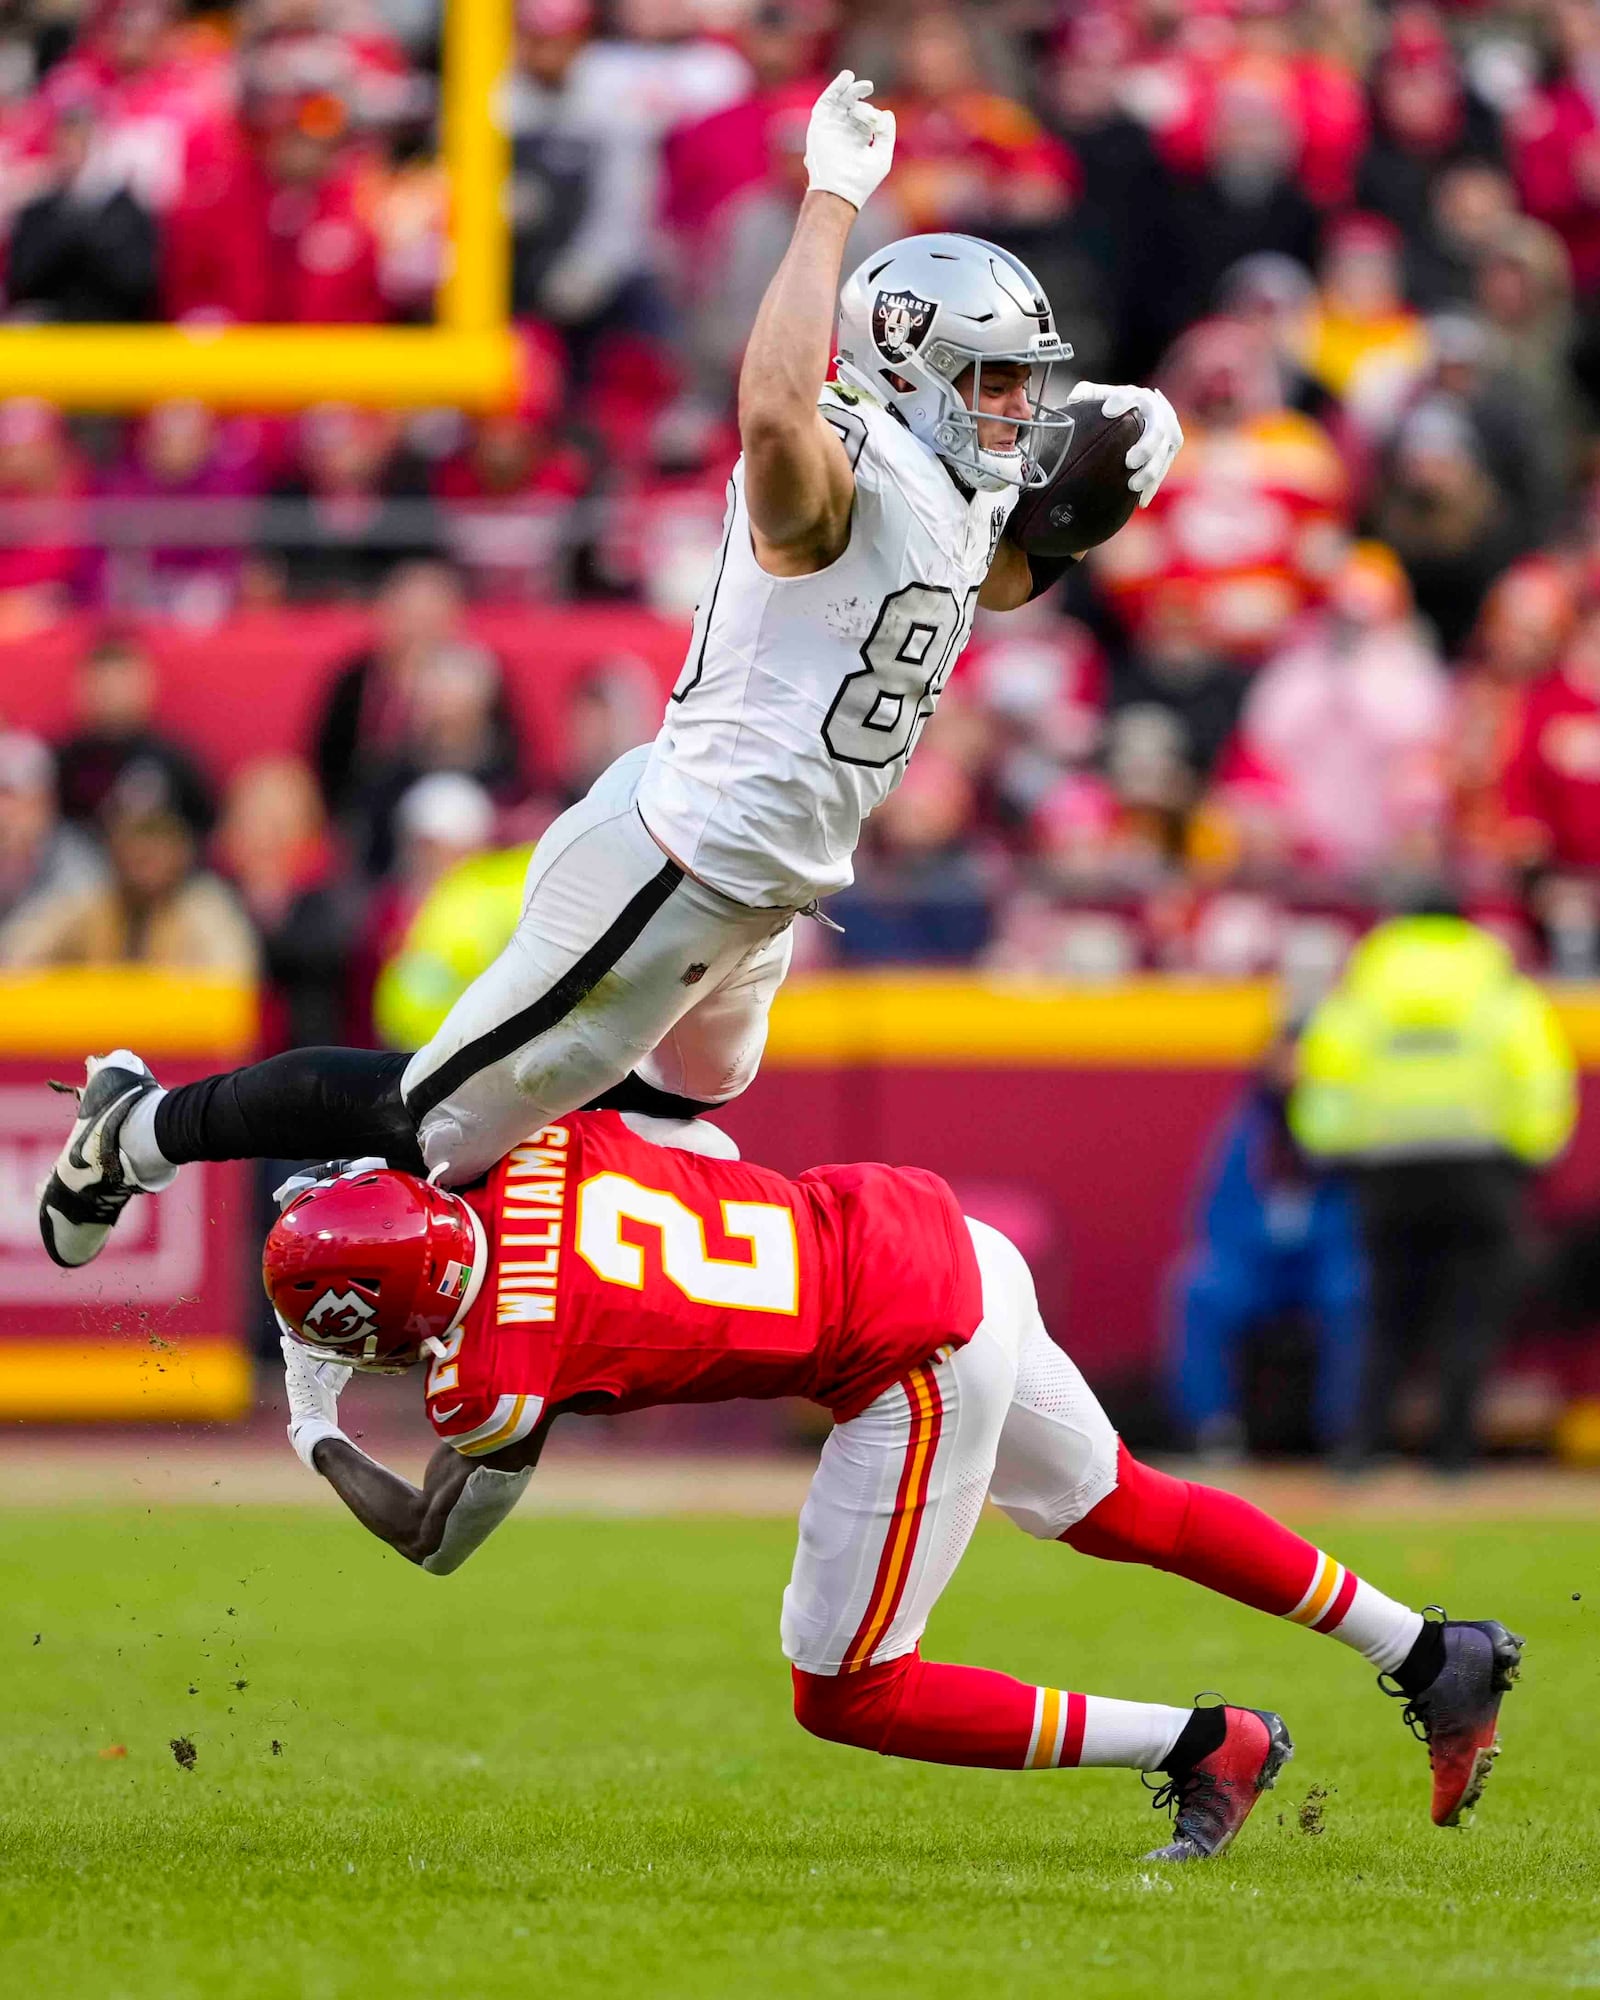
263,1168 -> 485,1372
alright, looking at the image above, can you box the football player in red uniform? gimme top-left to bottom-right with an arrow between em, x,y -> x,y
267,1112 -> 1520,1861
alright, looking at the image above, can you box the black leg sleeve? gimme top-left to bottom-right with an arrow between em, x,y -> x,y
153,1049 -> 424,1173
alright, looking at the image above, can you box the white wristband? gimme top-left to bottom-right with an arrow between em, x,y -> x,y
289,1416 -> 349,1475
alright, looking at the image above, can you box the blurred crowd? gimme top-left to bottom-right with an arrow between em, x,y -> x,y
17,1 -> 1600,1005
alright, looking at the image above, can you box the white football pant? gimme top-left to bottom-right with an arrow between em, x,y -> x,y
401,746 -> 795,1184
781,1218 -> 1121,1676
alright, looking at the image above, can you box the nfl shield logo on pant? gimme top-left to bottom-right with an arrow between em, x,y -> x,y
681,962 -> 709,986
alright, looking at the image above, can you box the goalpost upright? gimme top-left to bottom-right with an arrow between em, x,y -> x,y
0,0 -> 518,412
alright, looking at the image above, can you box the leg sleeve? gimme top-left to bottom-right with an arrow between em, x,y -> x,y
638,923 -> 794,1106
153,1049 -> 421,1171
781,1319 -> 1015,1676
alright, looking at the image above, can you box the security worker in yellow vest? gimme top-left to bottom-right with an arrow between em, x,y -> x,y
1291,906 -> 1576,1470
373,844 -> 533,1053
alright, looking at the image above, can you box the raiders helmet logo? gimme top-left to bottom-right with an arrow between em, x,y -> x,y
873,289 -> 936,365
302,1287 -> 377,1345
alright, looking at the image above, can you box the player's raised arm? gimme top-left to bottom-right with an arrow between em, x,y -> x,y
738,72 -> 894,571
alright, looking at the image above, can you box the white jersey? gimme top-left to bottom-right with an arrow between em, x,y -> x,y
635,383 -> 1015,907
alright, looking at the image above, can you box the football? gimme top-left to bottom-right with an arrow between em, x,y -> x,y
1007,402 -> 1145,559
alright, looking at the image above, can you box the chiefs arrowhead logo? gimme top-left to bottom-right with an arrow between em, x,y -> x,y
873,289 -> 936,365
302,1287 -> 377,1345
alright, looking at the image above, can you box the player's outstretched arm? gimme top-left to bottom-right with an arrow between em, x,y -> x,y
280,1331 -> 538,1573
739,72 -> 894,572
310,1437 -> 536,1574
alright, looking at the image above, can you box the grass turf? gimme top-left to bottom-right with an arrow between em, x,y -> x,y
0,1504 -> 1596,1999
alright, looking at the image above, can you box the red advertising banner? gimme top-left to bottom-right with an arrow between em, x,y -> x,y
0,974 -> 257,1420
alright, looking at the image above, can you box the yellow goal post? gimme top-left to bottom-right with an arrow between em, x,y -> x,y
0,0 -> 518,413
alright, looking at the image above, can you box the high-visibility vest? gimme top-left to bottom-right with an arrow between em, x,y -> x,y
1289,915 -> 1576,1167
373,845 -> 533,1051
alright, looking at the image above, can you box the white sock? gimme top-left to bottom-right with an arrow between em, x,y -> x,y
1325,1578 -> 1424,1675
1282,1549 -> 1423,1674
1076,1695 -> 1193,1771
118,1090 -> 178,1191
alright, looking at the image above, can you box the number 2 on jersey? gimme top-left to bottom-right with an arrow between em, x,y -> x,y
823,582 -> 979,768
575,1172 -> 800,1314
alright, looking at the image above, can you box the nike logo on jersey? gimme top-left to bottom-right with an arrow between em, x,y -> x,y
432,1403 -> 464,1421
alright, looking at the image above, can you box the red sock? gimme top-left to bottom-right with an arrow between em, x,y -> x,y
1063,1440 -> 1333,1615
792,1653 -> 1191,1771
794,1654 -> 1039,1767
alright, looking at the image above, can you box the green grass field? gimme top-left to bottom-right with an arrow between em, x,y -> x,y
1,1503 -> 1596,1999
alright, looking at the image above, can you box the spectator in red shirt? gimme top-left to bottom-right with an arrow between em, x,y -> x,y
1093,318 -> 1349,667
1452,557 -> 1578,887
1510,0 -> 1600,296
15,0 -> 236,223
1500,594 -> 1600,872
163,49 -> 384,325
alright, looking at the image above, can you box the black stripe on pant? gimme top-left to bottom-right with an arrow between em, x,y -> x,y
402,856 -> 685,1125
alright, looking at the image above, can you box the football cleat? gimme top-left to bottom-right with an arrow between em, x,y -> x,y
1382,1612 -> 1523,1827
1143,1705 -> 1293,1862
38,1051 -> 164,1269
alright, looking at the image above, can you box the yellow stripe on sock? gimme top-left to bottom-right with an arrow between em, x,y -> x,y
1028,1687 -> 1062,1769
1286,1552 -> 1343,1627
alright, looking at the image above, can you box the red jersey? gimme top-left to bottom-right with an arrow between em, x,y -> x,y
1499,667 -> 1600,869
427,1113 -> 982,1457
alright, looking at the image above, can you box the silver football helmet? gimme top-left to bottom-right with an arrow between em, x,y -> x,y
835,234 -> 1075,492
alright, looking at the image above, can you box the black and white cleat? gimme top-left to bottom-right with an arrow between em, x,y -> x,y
38,1050 -> 163,1269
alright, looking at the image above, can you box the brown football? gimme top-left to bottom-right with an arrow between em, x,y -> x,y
1007,403 -> 1144,559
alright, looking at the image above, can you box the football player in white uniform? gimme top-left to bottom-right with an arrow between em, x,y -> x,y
41,71 -> 1182,1267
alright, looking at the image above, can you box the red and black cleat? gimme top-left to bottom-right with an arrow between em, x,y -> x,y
1142,1706 -> 1294,1863
1383,1614 -> 1524,1828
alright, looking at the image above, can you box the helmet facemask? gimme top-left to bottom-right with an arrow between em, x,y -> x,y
833,234 -> 1076,495
926,346 -> 1077,493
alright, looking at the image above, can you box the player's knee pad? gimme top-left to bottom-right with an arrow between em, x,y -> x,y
1059,1440 -> 1193,1568
791,1655 -> 917,1753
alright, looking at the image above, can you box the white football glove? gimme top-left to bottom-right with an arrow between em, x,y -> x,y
1066,381 -> 1184,507
804,70 -> 895,211
280,1329 -> 353,1474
